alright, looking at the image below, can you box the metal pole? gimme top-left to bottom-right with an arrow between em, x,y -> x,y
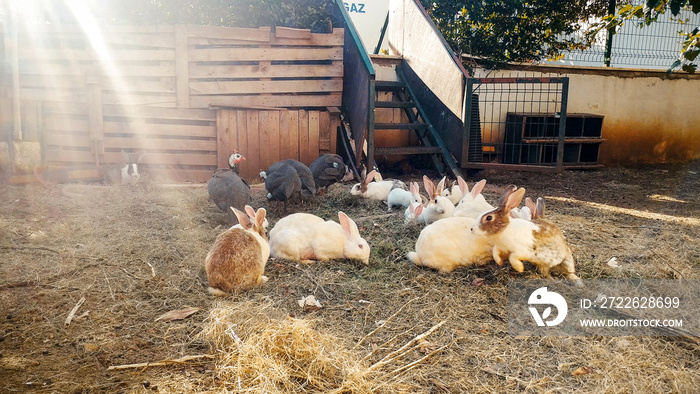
462,78 -> 474,163
604,0 -> 616,67
556,78 -> 569,173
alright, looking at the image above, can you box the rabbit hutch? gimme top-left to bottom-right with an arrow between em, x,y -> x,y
0,18 -> 347,184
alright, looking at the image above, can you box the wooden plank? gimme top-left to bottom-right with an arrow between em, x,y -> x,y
87,71 -> 104,164
20,101 -> 39,142
46,133 -> 93,148
21,25 -> 177,34
103,137 -> 217,152
275,27 -> 311,39
103,33 -> 175,49
189,47 -> 343,62
100,151 -> 217,166
20,48 -> 176,61
289,111 -> 299,161
103,105 -> 215,121
228,110 -> 240,160
237,110 -> 249,174
246,111 -> 260,176
46,149 -> 97,164
43,115 -> 90,132
143,168 -> 214,183
20,64 -> 177,77
175,26 -> 189,108
189,64 -> 344,79
191,93 -> 341,109
308,110 -> 320,162
187,28 -> 343,46
189,79 -> 342,95
268,110 -> 280,164
279,111 -> 291,161
102,92 -> 177,107
298,110 -> 309,165
319,110 -> 330,152
216,110 -> 230,168
258,111 -> 270,173
187,25 -> 271,42
19,88 -> 87,103
101,78 -> 175,94
103,122 -> 215,138
19,75 -> 87,89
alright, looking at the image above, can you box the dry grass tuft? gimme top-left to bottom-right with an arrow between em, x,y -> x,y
201,299 -> 418,393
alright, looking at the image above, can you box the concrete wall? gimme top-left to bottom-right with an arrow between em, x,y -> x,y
474,65 -> 700,165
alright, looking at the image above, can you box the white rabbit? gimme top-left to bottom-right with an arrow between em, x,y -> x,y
269,211 -> 370,265
350,170 -> 406,200
404,201 -> 426,225
453,178 -> 495,219
441,177 -> 464,205
407,216 -> 493,273
470,186 -> 581,284
387,181 -> 421,212
421,175 -> 454,224
205,206 -> 269,295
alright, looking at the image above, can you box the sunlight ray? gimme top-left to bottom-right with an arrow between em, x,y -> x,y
547,196 -> 700,226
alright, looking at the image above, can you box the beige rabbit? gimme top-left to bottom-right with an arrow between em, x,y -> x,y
407,216 -> 493,273
269,211 -> 370,265
204,206 -> 269,295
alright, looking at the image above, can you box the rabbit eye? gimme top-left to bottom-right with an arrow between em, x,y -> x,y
485,215 -> 493,221
358,244 -> 364,249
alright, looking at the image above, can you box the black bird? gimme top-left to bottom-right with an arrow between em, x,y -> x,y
264,163 -> 301,213
261,159 -> 316,198
309,154 -> 351,193
207,151 -> 251,225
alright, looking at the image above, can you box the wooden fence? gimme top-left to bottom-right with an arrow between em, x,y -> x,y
0,24 -> 344,183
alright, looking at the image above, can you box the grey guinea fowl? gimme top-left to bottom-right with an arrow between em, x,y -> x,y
262,159 -> 316,197
309,154 -> 350,192
264,163 -> 301,213
207,151 -> 251,225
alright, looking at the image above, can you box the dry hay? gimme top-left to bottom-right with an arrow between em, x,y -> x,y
1,163 -> 700,393
200,298 -> 442,393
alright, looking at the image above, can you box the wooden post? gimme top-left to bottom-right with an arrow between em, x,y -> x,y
8,1 -> 22,141
175,25 -> 190,108
87,67 -> 104,166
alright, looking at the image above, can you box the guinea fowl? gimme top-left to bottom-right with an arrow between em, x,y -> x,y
264,163 -> 301,213
207,151 -> 251,225
260,159 -> 316,198
309,154 -> 352,193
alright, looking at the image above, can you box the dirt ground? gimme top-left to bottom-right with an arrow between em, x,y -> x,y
1,163 -> 699,393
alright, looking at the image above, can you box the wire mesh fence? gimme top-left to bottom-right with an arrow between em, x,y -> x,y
463,76 -> 569,170
551,1 -> 700,69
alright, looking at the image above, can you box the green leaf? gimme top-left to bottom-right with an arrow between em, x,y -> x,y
686,49 -> 700,61
681,63 -> 697,73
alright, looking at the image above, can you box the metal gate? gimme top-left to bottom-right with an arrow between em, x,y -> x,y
461,77 -> 573,172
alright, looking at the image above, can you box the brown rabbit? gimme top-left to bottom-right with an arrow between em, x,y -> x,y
204,206 -> 269,295
470,185 -> 581,284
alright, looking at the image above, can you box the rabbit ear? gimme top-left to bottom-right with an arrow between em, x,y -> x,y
437,176 -> 446,195
254,208 -> 267,229
363,170 -> 377,186
244,205 -> 256,219
503,188 -> 526,213
422,175 -> 435,197
231,207 -> 253,229
338,211 -> 359,239
136,152 -> 146,163
457,176 -> 469,195
471,179 -> 487,197
536,197 -> 545,218
414,204 -> 423,216
121,150 -> 130,162
525,197 -> 536,217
